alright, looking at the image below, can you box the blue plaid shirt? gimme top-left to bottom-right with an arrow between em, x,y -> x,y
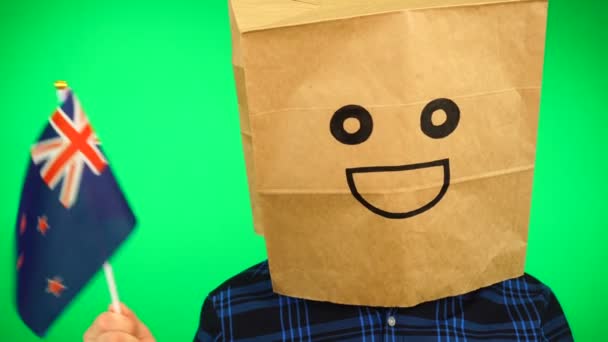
194,261 -> 572,341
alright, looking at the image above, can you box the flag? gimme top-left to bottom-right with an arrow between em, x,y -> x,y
15,85 -> 136,337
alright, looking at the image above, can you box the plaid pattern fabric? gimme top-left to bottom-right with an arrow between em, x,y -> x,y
195,261 -> 572,342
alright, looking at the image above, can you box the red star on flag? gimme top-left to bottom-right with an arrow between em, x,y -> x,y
46,277 -> 67,297
20,214 -> 27,235
17,254 -> 24,270
37,216 -> 50,236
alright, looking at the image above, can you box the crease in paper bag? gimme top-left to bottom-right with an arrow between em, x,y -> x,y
246,86 -> 541,117
232,0 -> 544,33
257,164 -> 533,194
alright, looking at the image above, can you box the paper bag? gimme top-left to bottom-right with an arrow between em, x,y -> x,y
230,0 -> 548,307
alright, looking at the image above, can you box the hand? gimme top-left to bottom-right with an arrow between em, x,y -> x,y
83,303 -> 155,342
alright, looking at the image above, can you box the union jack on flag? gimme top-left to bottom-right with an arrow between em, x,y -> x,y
31,88 -> 106,208
15,85 -> 136,337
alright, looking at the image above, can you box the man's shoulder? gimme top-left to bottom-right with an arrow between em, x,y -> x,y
207,260 -> 273,299
484,273 -> 556,300
466,272 -> 560,318
194,261 -> 273,341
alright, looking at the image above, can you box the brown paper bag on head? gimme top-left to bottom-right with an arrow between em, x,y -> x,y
230,0 -> 548,307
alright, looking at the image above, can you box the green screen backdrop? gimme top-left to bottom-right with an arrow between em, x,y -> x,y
0,0 -> 606,340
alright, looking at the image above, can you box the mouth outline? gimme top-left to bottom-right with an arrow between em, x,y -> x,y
345,158 -> 450,219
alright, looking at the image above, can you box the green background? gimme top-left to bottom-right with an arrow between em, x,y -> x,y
0,0 -> 606,340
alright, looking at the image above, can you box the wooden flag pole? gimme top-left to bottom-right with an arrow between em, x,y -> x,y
54,80 -> 122,315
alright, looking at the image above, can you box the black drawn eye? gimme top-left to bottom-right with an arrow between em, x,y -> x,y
420,98 -> 460,139
330,105 -> 373,145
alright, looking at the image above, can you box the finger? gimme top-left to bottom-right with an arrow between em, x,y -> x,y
84,312 -> 137,340
107,303 -> 155,341
97,331 -> 140,342
85,312 -> 137,339
108,303 -> 136,319
136,322 -> 155,341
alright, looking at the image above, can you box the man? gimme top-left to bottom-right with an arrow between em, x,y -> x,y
85,0 -> 574,340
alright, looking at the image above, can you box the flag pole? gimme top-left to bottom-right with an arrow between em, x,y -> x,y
102,262 -> 122,314
54,80 -> 122,315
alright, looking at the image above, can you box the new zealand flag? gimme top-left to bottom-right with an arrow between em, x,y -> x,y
15,86 -> 136,337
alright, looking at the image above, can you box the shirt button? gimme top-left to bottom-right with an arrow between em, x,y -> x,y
387,316 -> 396,327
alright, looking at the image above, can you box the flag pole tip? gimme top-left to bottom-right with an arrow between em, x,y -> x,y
54,80 -> 68,89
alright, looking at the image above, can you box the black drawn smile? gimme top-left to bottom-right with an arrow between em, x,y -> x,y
346,158 -> 450,219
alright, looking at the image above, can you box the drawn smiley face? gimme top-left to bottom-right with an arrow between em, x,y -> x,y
330,98 -> 460,219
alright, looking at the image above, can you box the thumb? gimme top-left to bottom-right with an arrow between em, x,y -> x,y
109,303 -> 155,341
